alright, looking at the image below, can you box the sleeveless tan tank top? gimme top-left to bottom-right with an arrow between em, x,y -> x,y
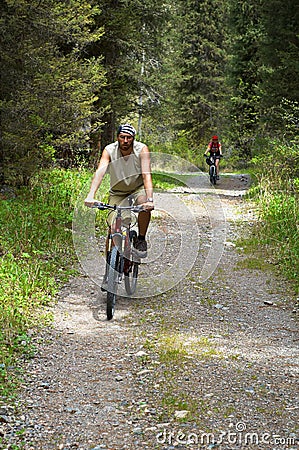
105,140 -> 145,194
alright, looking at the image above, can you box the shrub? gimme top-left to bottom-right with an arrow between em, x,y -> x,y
0,168 -> 94,391
252,141 -> 299,285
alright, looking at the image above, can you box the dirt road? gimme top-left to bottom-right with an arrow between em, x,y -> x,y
2,174 -> 298,450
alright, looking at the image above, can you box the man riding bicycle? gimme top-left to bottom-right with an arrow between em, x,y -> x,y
84,123 -> 154,258
204,135 -> 223,180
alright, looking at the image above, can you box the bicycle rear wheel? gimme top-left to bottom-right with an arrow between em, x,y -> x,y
124,230 -> 139,296
106,246 -> 120,320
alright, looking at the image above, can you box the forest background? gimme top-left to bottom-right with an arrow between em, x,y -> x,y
0,0 -> 298,392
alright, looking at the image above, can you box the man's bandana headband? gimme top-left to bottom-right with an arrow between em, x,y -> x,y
117,124 -> 136,137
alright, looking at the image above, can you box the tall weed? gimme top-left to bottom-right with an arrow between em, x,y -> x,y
0,168 -> 93,392
252,142 -> 299,285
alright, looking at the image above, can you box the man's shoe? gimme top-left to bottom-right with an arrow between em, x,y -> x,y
133,238 -> 148,258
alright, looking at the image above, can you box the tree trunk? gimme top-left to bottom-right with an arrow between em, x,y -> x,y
101,112 -> 116,150
0,143 -> 5,184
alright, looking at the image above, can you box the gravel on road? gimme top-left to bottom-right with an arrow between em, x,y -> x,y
1,174 -> 298,450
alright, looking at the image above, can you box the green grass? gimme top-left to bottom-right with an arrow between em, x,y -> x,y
258,193 -> 299,279
157,333 -> 222,364
235,257 -> 272,271
0,168 -> 93,397
152,172 -> 185,190
243,190 -> 299,289
161,392 -> 201,420
248,141 -> 299,290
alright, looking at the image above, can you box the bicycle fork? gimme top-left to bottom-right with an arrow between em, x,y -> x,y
105,230 -> 129,283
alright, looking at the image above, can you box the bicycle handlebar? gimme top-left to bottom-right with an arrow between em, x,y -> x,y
92,201 -> 144,213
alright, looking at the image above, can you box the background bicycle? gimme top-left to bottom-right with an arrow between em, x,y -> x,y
205,154 -> 223,185
206,154 -> 218,185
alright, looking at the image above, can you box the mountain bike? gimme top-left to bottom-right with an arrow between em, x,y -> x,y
93,201 -> 143,320
206,154 -> 218,185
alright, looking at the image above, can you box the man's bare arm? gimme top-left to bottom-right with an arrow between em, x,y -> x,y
140,146 -> 154,210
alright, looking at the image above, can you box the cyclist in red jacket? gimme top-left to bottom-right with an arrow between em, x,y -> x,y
204,135 -> 223,180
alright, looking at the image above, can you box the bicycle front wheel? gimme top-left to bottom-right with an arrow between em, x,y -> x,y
124,262 -> 139,296
210,166 -> 216,185
106,246 -> 120,320
124,230 -> 139,296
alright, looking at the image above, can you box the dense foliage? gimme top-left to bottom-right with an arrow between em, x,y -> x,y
90,0 -> 170,147
0,169 -> 95,391
0,0 -> 171,183
227,0 -> 299,155
251,143 -> 299,286
1,0 -> 298,181
0,0 -> 105,184
175,0 -> 228,142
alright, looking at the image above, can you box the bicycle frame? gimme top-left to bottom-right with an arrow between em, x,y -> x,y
103,203 -> 140,258
207,155 -> 217,185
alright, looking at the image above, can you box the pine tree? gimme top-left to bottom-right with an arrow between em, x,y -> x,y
90,0 -> 170,148
258,0 -> 299,138
173,0 -> 228,147
225,0 -> 262,157
0,0 -> 105,183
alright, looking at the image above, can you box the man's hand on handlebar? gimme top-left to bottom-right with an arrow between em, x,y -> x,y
84,197 -> 154,212
141,200 -> 154,212
84,197 -> 100,208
